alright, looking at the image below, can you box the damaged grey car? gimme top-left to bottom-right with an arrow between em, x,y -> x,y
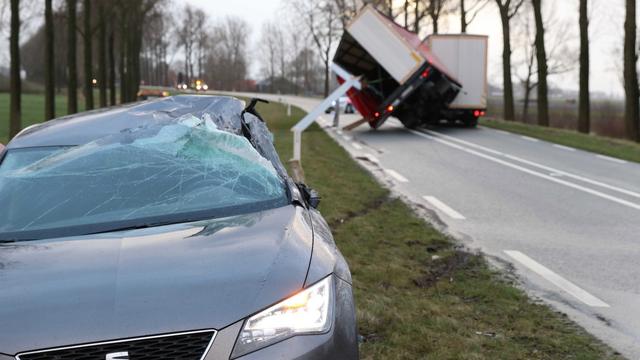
0,96 -> 358,360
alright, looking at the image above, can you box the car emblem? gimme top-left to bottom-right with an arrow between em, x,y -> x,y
106,352 -> 129,360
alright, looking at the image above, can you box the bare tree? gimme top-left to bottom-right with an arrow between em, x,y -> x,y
177,5 -> 197,84
427,0 -> 451,34
460,0 -> 488,32
290,0 -> 341,97
531,0 -> 548,127
259,21 -> 279,91
44,0 -> 55,120
97,1 -> 107,108
577,0 -> 589,133
333,0 -> 358,29
515,6 -> 575,123
67,0 -> 78,114
624,0 -> 639,141
9,0 -> 21,138
82,0 -> 94,110
495,0 -> 524,121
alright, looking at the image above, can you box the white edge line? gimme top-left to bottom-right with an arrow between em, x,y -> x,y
504,250 -> 610,308
351,142 -> 363,150
596,154 -> 628,164
418,129 -> 640,202
521,135 -> 540,142
552,144 -> 576,152
423,196 -> 466,220
385,169 -> 409,183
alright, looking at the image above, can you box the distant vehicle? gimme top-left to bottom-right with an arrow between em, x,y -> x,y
324,96 -> 356,114
333,5 -> 488,128
137,88 -> 170,100
193,79 -> 209,92
176,82 -> 188,90
0,96 -> 358,360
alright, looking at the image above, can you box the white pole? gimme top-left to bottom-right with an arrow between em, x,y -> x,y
287,102 -> 292,117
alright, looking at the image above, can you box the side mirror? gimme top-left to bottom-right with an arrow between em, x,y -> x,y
297,183 -> 321,209
307,188 -> 321,209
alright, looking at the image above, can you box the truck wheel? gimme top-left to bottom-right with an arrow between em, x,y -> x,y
463,117 -> 478,128
398,112 -> 422,129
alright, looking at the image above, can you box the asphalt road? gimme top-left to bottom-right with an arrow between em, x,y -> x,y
220,92 -> 640,358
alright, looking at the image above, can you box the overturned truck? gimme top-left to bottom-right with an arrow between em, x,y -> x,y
334,5 -> 488,128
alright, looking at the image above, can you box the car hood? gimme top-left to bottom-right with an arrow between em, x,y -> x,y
0,205 -> 313,355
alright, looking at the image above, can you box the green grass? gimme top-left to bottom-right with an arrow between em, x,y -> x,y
0,94 -> 620,359
482,118 -> 640,164
0,93 -> 86,144
257,102 -> 620,359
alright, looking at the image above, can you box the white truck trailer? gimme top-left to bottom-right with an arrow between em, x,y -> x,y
333,5 -> 488,128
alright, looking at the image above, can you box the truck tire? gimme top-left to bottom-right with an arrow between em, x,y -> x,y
463,116 -> 478,128
398,111 -> 423,129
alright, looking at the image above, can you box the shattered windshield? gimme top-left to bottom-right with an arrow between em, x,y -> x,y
0,115 -> 288,241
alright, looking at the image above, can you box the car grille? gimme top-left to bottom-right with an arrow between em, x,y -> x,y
16,330 -> 215,360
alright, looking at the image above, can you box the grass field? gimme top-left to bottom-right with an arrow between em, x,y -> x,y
482,118 -> 640,164
0,93 -> 621,358
0,93 -> 85,144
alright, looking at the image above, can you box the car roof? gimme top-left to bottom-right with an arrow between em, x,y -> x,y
7,95 -> 244,149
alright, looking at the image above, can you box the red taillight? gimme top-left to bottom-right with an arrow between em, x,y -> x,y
374,112 -> 380,118
420,69 -> 430,79
387,105 -> 394,112
473,110 -> 481,117
480,111 -> 486,116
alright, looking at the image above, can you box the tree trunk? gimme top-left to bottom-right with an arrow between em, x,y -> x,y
532,0 -> 549,127
498,5 -> 515,121
624,0 -> 639,141
119,10 -> 127,104
108,26 -> 117,106
9,0 -> 21,138
83,0 -> 94,110
98,3 -> 107,108
404,0 -> 409,29
323,59 -> 330,97
45,0 -> 55,120
67,0 -> 78,114
413,1 -> 421,33
461,0 -> 467,33
578,0 -> 590,133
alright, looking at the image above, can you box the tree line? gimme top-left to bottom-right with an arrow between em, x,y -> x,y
6,0 -> 164,138
3,0 -> 640,143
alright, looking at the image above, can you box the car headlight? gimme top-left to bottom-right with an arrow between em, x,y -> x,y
231,276 -> 334,358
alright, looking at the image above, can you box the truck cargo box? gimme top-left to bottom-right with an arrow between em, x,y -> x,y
424,34 -> 488,110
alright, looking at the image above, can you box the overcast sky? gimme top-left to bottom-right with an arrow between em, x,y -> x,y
0,0 -> 630,97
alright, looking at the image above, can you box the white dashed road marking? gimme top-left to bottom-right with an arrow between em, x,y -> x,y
385,169 -> 409,183
596,154 -> 628,164
552,144 -> 576,152
521,135 -> 540,142
504,250 -> 610,308
422,196 -> 466,220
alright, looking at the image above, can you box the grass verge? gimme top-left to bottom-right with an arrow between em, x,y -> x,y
1,93 -> 621,359
260,102 -> 620,359
482,118 -> 640,164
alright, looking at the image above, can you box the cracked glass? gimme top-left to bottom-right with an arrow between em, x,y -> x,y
0,111 -> 288,241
